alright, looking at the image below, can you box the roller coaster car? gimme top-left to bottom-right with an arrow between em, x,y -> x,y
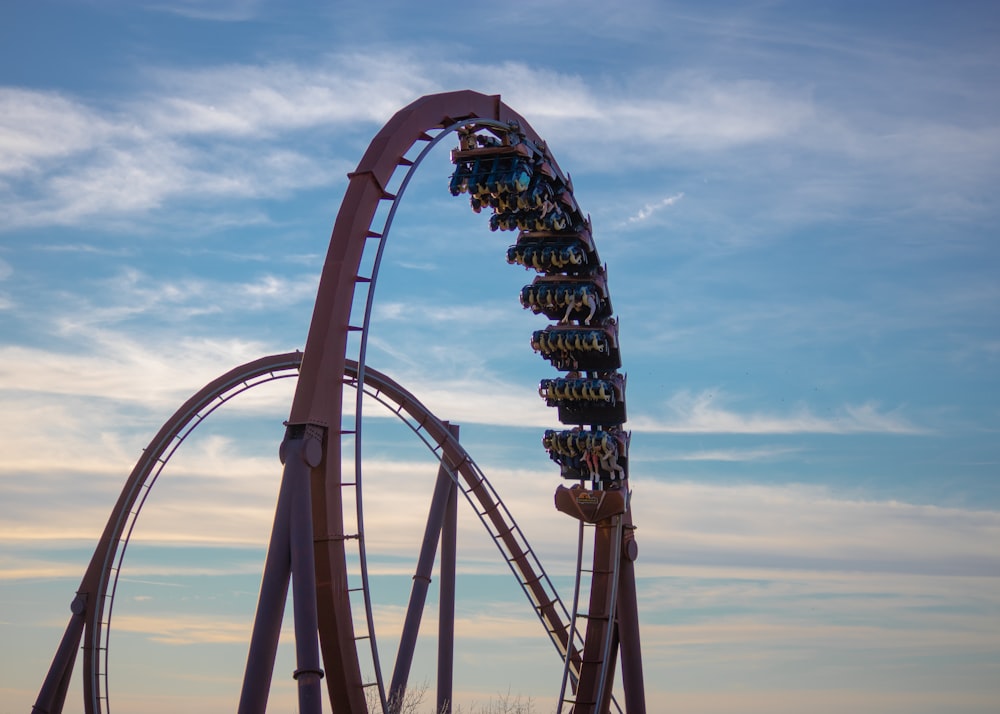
506,230 -> 600,275
514,165 -> 579,217
550,450 -> 628,483
542,427 -> 629,482
519,273 -> 613,325
488,199 -> 573,233
452,131 -> 534,161
530,320 -> 621,371
450,131 -> 541,196
450,129 -> 588,239
554,484 -> 627,523
538,372 -> 627,426
489,205 -> 570,233
515,170 -> 555,211
450,153 -> 534,199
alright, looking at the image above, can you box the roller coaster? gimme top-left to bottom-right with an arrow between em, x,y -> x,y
31,91 -> 645,713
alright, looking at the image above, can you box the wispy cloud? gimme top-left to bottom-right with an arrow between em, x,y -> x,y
0,72 -> 357,228
632,389 -> 927,434
631,479 -> 1000,576
0,334 -> 278,407
71,267 -> 320,323
141,0 -> 265,22
373,299 -> 513,326
4,453 -> 998,579
0,89 -> 116,175
660,445 -> 801,462
624,192 -> 684,225
5,49 -> 994,233
113,612 -> 276,645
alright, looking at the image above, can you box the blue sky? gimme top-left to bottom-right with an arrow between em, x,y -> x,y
2,1 -> 999,712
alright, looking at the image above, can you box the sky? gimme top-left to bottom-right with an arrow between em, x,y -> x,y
1,0 -> 999,712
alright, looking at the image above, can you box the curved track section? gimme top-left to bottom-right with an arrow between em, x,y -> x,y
284,90 -> 641,713
34,90 -> 644,714
31,353 -> 585,714
445,104 -> 642,714
283,92 -> 551,712
318,112 -> 534,711
31,352 -> 303,714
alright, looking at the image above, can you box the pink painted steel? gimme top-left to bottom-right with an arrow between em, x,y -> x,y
289,91 -> 538,426
574,518 -> 620,714
438,424 -> 460,714
284,91 -> 542,711
290,90 -> 643,711
34,90 -> 646,714
33,350 -> 582,712
389,423 -> 460,712
32,352 -> 303,714
616,513 -> 646,714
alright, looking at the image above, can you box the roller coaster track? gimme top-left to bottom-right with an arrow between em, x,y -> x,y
266,91 -> 645,714
30,352 -> 592,713
32,90 -> 644,713
444,96 -> 644,714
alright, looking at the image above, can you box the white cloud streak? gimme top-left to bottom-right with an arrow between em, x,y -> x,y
632,388 -> 927,434
0,334 -> 277,408
140,0 -> 265,22
662,445 -> 801,462
4,51 -> 995,231
631,479 -> 1000,576
4,449 -> 998,578
625,192 -> 685,224
0,89 -> 116,175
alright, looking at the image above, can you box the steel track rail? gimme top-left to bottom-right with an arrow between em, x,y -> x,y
35,90 -> 643,714
340,113 -> 517,712
34,352 -> 597,713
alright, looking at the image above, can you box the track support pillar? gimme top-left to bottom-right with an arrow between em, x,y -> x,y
238,424 -> 325,714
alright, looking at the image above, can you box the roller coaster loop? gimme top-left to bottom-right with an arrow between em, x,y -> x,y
31,90 -> 645,714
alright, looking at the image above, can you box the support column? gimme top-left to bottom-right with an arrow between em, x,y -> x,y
437,445 -> 458,714
288,428 -> 325,714
616,520 -> 645,714
31,594 -> 87,714
389,423 -> 460,713
238,426 -> 324,714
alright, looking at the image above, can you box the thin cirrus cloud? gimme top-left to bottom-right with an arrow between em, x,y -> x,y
623,192 -> 685,225
70,268 -> 321,323
6,450 -> 997,583
465,63 -> 818,152
3,50 -> 993,176
0,267 -> 317,395
0,52 -> 917,231
0,89 -> 117,174
631,388 -> 926,435
3,51 -> 984,267
111,612 -> 268,646
660,445 -> 801,462
101,606 -> 553,700
630,479 -> 1000,577
140,0 -> 266,22
0,333 -> 923,477
0,335 -> 277,406
139,54 -> 440,136
0,329 -> 544,432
